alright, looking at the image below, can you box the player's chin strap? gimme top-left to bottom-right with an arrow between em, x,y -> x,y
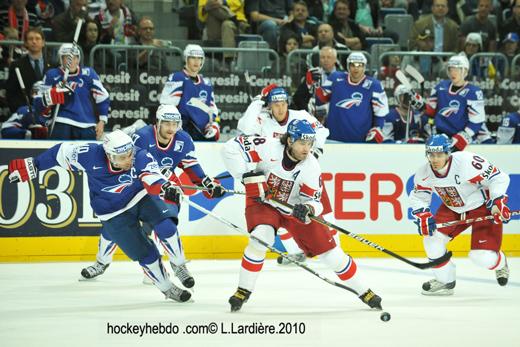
182,197 -> 360,296
436,210 -> 519,229
265,197 -> 452,270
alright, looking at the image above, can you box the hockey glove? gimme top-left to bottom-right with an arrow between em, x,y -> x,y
365,127 -> 384,143
242,171 -> 268,200
160,181 -> 183,206
292,204 -> 313,224
160,167 -> 181,186
306,67 -> 322,89
8,158 -> 38,183
204,121 -> 220,141
451,131 -> 471,152
42,82 -> 73,106
260,83 -> 279,104
410,92 -> 424,110
29,125 -> 48,139
201,176 -> 226,199
313,147 -> 324,160
411,208 -> 436,236
487,195 -> 511,224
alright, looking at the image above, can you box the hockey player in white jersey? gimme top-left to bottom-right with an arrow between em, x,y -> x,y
410,135 -> 511,295
222,119 -> 383,312
159,44 -> 220,141
237,84 -> 335,265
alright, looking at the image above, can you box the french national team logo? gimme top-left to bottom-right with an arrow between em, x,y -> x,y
335,92 -> 363,109
101,174 -> 133,193
439,100 -> 460,117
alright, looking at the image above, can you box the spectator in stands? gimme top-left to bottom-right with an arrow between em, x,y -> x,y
32,0 -> 65,29
328,0 -> 365,50
95,0 -> 137,45
409,0 -> 459,52
401,28 -> 446,79
1,26 -> 23,65
496,32 -> 519,78
378,52 -> 401,80
415,0 -> 472,24
245,0 -> 293,50
459,0 -> 497,52
304,0 -> 328,22
78,17 -> 100,63
461,32 -> 489,79
6,26 -> 50,113
132,16 -> 167,75
500,0 -> 520,41
279,1 -> 317,50
197,0 -> 249,69
52,0 -> 88,43
0,0 -> 41,39
279,32 -> 306,90
307,23 -> 348,67
345,0 -> 398,44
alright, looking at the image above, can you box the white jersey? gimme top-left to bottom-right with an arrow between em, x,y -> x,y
237,99 -> 329,151
222,135 -> 323,216
410,151 -> 510,214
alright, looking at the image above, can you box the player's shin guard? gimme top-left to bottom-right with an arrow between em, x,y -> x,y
423,232 -> 456,284
469,250 -> 509,286
319,246 -> 368,295
277,228 -> 305,265
96,230 -> 117,265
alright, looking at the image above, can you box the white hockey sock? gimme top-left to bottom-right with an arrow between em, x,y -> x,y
319,246 -> 368,295
141,259 -> 173,292
424,232 -> 456,283
96,233 -> 117,265
150,230 -> 165,258
469,250 -> 506,270
160,232 -> 186,266
238,225 -> 275,291
278,228 -> 303,255
322,212 -> 340,245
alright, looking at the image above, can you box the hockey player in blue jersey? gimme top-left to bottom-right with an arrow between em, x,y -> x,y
159,44 -> 220,141
81,104 -> 226,287
424,55 -> 491,151
36,43 -> 110,140
496,110 -> 520,144
315,51 -> 389,143
382,84 -> 424,143
8,130 -> 192,302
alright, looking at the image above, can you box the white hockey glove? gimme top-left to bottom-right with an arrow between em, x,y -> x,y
451,131 -> 472,152
42,82 -> 73,106
204,121 -> 220,141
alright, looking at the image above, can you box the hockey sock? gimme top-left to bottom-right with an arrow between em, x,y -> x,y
319,246 -> 368,295
238,225 -> 275,291
150,230 -> 165,258
424,233 -> 456,283
469,250 -> 506,270
139,246 -> 172,292
278,228 -> 303,255
96,230 -> 117,265
153,219 -> 186,266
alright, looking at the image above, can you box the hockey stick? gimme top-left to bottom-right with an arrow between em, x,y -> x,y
182,197 -> 360,296
187,97 -> 213,125
395,70 -> 414,142
179,184 -> 245,195
15,67 -> 36,123
243,70 -> 254,101
266,197 -> 452,270
436,210 -> 519,229
405,65 -> 425,96
49,19 -> 83,137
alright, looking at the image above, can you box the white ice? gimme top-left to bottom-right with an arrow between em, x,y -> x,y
1,257 -> 519,347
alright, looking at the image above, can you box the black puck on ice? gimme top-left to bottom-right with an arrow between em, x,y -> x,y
380,311 -> 391,322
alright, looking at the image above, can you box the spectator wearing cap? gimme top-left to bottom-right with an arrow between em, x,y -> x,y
410,0 -> 459,52
496,33 -> 519,78
459,0 -> 497,52
461,32 -> 489,79
500,0 -> 520,41
402,28 -> 446,79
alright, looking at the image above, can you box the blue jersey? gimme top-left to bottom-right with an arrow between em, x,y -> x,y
317,72 -> 388,142
159,70 -> 218,132
36,66 -> 110,128
132,125 -> 207,183
497,112 -> 520,144
426,80 -> 485,138
382,107 -> 421,142
33,143 -> 167,220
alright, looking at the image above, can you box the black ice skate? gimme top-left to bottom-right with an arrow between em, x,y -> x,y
171,263 -> 195,288
80,262 -> 109,280
422,279 -> 456,296
229,287 -> 251,312
276,252 -> 306,265
359,289 -> 383,310
496,261 -> 509,286
163,284 -> 192,302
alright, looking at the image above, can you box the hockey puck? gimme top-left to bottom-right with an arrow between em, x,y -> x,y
380,311 -> 391,322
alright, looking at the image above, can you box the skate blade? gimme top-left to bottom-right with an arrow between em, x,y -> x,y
421,289 -> 454,296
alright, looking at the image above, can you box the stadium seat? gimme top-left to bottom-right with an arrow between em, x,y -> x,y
234,41 -> 272,73
365,37 -> 395,50
384,14 -> 414,49
379,7 -> 407,20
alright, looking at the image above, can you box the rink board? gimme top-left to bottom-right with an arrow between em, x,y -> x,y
0,141 -> 519,261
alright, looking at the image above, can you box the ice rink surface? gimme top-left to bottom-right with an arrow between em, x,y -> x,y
1,257 -> 519,347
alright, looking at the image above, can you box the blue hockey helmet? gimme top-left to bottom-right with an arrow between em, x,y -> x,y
425,134 -> 451,155
287,119 -> 316,143
267,87 -> 289,104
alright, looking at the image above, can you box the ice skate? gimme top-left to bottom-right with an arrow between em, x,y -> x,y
80,262 -> 109,280
359,289 -> 383,310
422,279 -> 456,296
171,263 -> 195,288
229,287 -> 251,312
496,261 -> 509,286
163,284 -> 191,302
276,252 -> 306,265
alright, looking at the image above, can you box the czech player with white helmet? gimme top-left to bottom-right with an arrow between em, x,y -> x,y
315,51 -> 389,143
8,130 -> 194,302
424,54 -> 491,151
159,44 -> 220,141
410,135 -> 511,295
222,119 -> 384,312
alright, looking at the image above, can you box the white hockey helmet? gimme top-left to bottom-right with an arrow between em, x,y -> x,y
394,84 -> 412,106
183,44 -> 205,68
58,43 -> 81,68
156,104 -> 182,131
103,130 -> 135,164
447,54 -> 469,78
31,80 -> 47,96
347,51 -> 367,72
